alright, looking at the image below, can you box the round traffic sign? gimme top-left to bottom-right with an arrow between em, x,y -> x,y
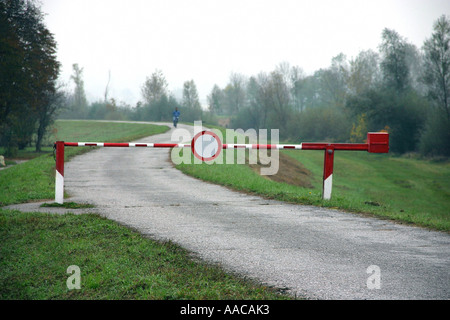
191,130 -> 222,161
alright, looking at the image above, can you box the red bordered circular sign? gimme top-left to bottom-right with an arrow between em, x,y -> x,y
191,130 -> 222,162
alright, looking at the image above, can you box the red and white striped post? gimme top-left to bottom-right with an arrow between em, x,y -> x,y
54,140 -> 65,204
53,132 -> 388,203
323,146 -> 335,200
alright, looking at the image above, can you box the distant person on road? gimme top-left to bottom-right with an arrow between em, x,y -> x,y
173,107 -> 180,127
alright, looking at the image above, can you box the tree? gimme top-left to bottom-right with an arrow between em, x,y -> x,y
104,70 -> 111,102
379,28 -> 410,92
267,70 -> 291,129
290,66 -> 306,112
405,43 -> 425,94
250,72 -> 272,129
35,87 -> 64,152
418,107 -> 450,157
315,53 -> 349,108
0,1 -> 24,126
241,76 -> 263,130
422,15 -> 450,121
141,69 -> 168,105
346,89 -> 426,153
223,73 -> 247,115
207,85 -> 224,115
139,70 -> 171,121
297,74 -> 321,109
0,0 -> 60,155
182,80 -> 202,121
71,64 -> 87,110
347,49 -> 381,96
66,63 -> 87,118
419,15 -> 450,157
182,80 -> 201,110
253,72 -> 273,129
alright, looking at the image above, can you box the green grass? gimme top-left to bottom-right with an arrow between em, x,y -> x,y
40,202 -> 95,209
51,120 -> 168,144
0,120 -> 290,300
0,211 -> 286,300
0,210 -> 282,300
175,127 -> 450,231
286,150 -> 450,230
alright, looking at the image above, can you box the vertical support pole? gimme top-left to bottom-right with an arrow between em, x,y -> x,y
55,141 -> 65,204
323,146 -> 334,200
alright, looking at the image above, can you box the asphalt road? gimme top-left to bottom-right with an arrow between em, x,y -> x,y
60,122 -> 449,300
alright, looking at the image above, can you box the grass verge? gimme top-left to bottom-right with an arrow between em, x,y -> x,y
175,126 -> 449,231
0,120 -> 291,300
0,210 -> 287,300
40,202 -> 95,209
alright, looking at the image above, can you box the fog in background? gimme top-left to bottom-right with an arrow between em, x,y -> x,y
42,0 -> 450,106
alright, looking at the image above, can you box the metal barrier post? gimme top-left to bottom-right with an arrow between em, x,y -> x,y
323,146 -> 335,200
55,141 -> 65,204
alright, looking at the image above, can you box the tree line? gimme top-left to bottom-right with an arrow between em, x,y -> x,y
206,17 -> 450,157
60,15 -> 449,157
58,67 -> 206,125
1,0 -> 448,159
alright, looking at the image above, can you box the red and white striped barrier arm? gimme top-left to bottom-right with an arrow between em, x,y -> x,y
62,142 -> 367,150
64,142 -> 191,148
54,132 -> 388,203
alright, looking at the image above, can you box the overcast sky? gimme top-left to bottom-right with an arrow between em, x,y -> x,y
41,0 -> 450,107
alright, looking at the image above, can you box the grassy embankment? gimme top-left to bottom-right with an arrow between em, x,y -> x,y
175,126 -> 449,232
0,120 -> 289,300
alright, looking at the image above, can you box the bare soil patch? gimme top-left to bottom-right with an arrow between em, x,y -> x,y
249,152 -> 314,188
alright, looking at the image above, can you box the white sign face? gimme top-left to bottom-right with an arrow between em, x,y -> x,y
191,130 -> 222,161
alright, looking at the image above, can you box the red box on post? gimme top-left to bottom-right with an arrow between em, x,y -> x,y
367,132 -> 389,153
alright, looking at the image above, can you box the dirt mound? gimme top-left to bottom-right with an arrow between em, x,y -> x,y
249,152 -> 314,188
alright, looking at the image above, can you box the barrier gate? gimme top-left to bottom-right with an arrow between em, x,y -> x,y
54,132 -> 389,204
